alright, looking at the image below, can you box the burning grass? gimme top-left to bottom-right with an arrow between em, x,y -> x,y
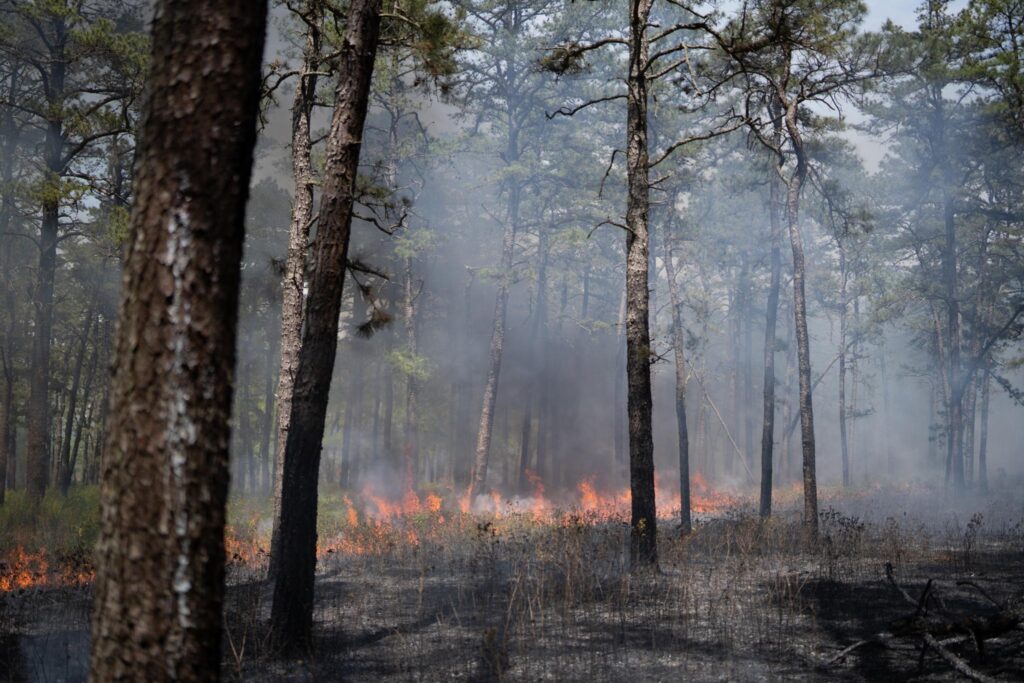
3,479 -> 1023,681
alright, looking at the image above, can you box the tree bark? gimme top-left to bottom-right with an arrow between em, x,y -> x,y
270,0 -> 381,653
625,0 -> 657,567
269,0 -> 323,579
89,0 -> 266,678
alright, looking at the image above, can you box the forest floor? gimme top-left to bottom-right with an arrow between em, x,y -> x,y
1,483 -> 1023,682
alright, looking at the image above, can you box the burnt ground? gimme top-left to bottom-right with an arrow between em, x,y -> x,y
2,490 -> 1023,682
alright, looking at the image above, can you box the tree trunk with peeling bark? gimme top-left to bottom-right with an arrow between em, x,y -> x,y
269,0 -> 323,580
270,0 -> 381,652
625,0 -> 657,567
88,1 -> 266,678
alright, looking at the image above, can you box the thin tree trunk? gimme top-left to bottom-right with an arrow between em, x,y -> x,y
625,0 -> 657,567
742,260 -> 754,472
880,340 -> 893,475
0,359 -> 11,504
540,276 -> 565,482
341,374 -> 355,488
0,68 -> 20,505
838,246 -> 850,488
27,34 -> 69,501
269,0 -> 323,579
759,142 -> 783,519
451,274 -> 472,485
517,252 -> 548,493
783,99 -> 818,540
662,226 -> 690,534
259,331 -> 277,494
402,255 -> 419,483
270,0 -> 381,652
468,182 -> 519,498
977,370 -> 990,492
963,375 -> 977,487
613,286 -> 627,469
89,1 -> 266,677
59,304 -> 96,495
61,308 -> 99,495
941,152 -> 963,490
383,334 -> 395,468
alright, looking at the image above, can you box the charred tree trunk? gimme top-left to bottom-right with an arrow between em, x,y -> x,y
270,0 -> 381,653
269,1 -> 322,579
89,1 -> 266,678
662,226 -> 690,535
759,144 -> 783,519
625,0 -> 657,567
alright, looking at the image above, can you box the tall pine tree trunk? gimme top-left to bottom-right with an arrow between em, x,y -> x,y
783,100 -> 818,540
89,1 -> 266,677
269,1 -> 322,579
625,0 -> 657,567
270,0 -> 381,652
